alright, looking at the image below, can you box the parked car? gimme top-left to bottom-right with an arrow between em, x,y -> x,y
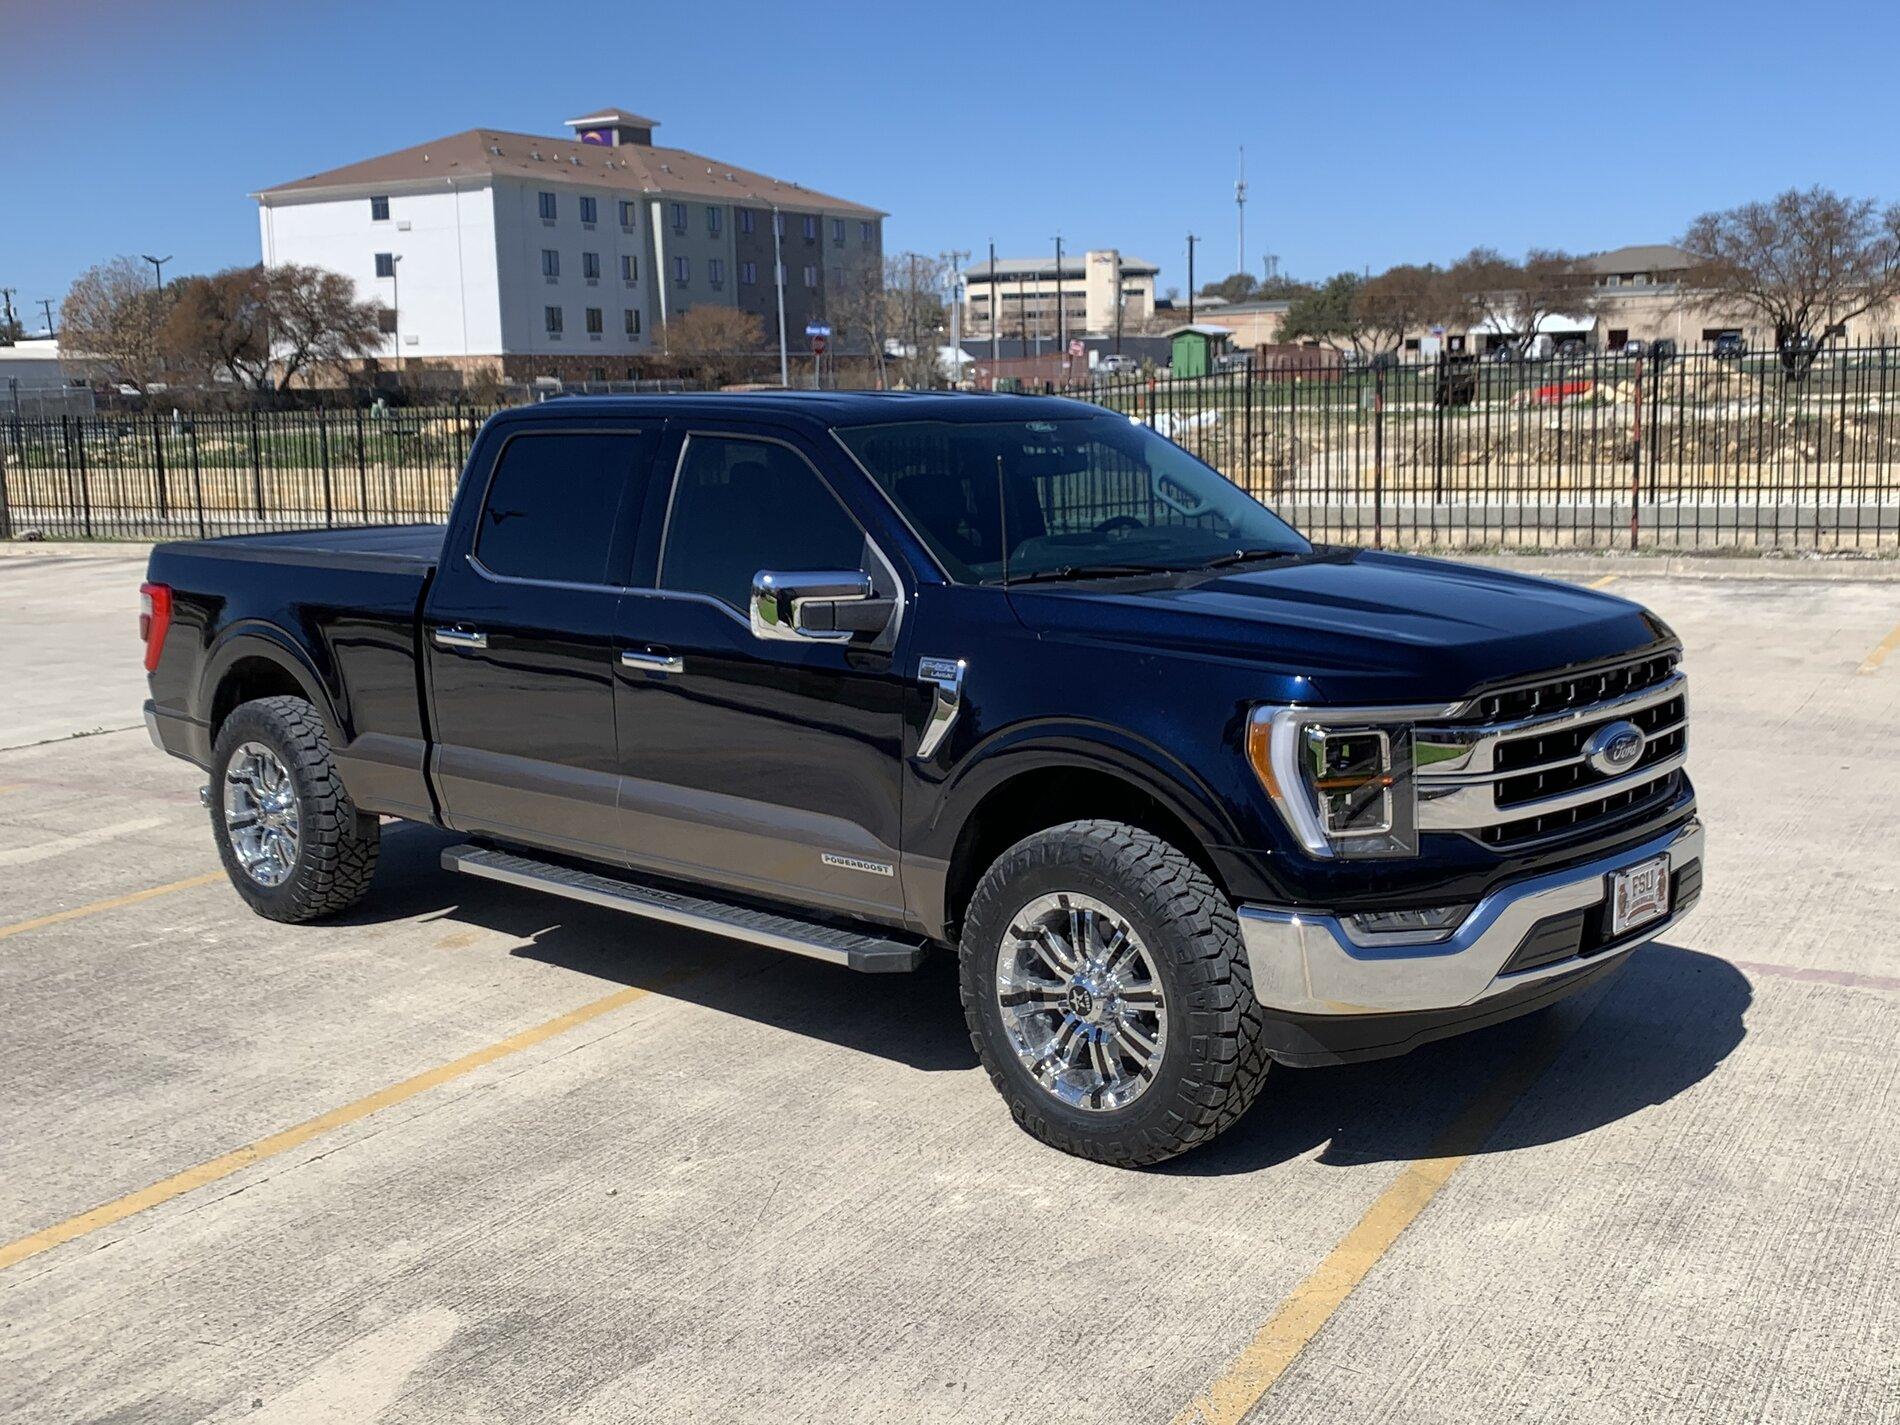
1095,354 -> 1138,376
141,393 -> 1703,1166
1711,333 -> 1747,360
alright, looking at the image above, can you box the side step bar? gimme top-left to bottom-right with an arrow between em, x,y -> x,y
440,843 -> 926,974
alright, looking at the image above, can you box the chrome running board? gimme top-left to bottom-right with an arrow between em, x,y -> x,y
440,843 -> 926,973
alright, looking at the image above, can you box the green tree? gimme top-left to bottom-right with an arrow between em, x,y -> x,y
1278,271 -> 1365,350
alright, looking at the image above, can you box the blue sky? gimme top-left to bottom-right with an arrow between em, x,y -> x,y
4,0 -> 1899,327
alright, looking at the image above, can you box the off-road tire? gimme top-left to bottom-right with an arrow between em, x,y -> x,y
209,695 -> 379,922
959,819 -> 1269,1167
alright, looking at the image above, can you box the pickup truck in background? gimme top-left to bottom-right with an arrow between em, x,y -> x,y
142,393 -> 1703,1166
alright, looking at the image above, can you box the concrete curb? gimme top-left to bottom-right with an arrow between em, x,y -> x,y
3,536 -> 1898,580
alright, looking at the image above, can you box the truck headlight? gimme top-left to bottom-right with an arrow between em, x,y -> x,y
1246,708 -> 1420,858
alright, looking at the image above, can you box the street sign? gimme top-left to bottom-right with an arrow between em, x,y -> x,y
805,323 -> 831,338
811,334 -> 827,354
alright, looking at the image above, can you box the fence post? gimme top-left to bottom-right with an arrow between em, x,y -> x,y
249,409 -> 265,519
0,421 -> 12,540
1629,355 -> 1644,551
150,413 -> 170,521
74,416 -> 94,538
188,420 -> 208,540
318,407 -> 335,527
1372,366 -> 1386,549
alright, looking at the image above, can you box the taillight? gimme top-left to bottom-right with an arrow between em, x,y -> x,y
140,582 -> 172,673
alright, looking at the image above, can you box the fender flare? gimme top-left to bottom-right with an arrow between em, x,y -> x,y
196,623 -> 344,743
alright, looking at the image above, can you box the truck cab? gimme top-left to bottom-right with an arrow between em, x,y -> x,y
143,392 -> 1701,1166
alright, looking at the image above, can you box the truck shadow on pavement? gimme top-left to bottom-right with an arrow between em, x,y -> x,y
349,825 -> 1751,1171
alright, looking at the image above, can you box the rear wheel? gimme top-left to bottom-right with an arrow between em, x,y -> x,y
959,819 -> 1269,1166
209,695 -> 379,922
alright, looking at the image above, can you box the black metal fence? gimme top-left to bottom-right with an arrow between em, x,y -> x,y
5,347 -> 1900,550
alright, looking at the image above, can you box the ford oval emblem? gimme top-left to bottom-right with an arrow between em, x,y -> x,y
1583,719 -> 1645,777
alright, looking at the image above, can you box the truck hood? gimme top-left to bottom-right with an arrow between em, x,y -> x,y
1004,550 -> 1673,705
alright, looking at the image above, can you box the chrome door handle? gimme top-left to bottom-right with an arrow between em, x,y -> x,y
432,626 -> 488,650
619,649 -> 684,674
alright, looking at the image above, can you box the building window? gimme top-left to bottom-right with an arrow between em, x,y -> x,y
370,195 -> 390,222
670,202 -> 687,234
374,252 -> 395,278
538,191 -> 557,222
625,308 -> 641,336
706,206 -> 721,236
585,306 -> 603,335
619,200 -> 637,229
831,218 -> 845,246
541,248 -> 560,280
673,255 -> 690,286
545,306 -> 563,335
739,261 -> 757,286
579,195 -> 598,226
739,208 -> 756,235
802,215 -> 817,241
708,258 -> 725,288
860,220 -> 873,245
621,254 -> 638,284
583,251 -> 601,282
802,265 -> 817,289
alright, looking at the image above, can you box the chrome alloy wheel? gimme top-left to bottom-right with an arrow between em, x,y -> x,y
223,741 -> 301,887
994,892 -> 1168,1112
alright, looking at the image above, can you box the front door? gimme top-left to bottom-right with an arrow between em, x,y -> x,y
611,427 -> 910,922
425,422 -> 663,858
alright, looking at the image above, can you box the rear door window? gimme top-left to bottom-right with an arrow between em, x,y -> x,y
475,430 -> 659,585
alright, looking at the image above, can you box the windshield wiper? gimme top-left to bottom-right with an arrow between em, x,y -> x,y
1194,548 -> 1302,571
988,562 -> 1174,586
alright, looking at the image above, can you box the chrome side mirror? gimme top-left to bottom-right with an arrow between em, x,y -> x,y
750,569 -> 891,643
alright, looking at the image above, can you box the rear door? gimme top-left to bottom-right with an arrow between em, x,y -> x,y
610,425 -> 911,921
424,421 -> 664,858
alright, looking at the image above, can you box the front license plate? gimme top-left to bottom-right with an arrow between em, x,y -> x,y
1609,854 -> 1671,937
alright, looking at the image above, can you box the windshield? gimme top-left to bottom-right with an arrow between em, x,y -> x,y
837,414 -> 1310,584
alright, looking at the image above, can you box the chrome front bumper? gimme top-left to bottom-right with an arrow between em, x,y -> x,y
1239,819 -> 1703,1016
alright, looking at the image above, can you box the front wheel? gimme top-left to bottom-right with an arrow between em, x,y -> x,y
209,695 -> 379,923
959,820 -> 1269,1167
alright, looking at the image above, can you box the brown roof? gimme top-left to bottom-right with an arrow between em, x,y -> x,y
257,127 -> 884,217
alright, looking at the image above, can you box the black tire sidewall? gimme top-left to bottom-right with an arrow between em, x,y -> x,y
209,699 -> 341,920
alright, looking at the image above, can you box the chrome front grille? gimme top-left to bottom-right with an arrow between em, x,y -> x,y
1416,653 -> 1688,848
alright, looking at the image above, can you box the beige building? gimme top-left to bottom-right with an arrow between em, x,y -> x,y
964,251 -> 1158,340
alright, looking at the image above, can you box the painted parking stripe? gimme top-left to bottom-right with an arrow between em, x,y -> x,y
0,816 -> 170,869
1858,620 -> 1900,674
0,981 -> 665,1273
1586,573 -> 1619,589
1729,958 -> 1900,994
0,871 -> 225,944
1171,992 -> 1607,1425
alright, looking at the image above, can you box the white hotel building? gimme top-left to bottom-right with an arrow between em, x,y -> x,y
254,107 -> 885,383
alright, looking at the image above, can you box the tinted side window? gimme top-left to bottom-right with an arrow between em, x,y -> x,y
659,437 -> 866,611
476,431 -> 654,584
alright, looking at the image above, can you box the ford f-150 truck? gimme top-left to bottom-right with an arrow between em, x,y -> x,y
142,393 -> 1702,1166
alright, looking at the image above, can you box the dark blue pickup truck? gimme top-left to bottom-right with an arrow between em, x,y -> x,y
142,393 -> 1701,1165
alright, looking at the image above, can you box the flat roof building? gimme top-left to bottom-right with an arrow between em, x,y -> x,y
963,251 -> 1159,342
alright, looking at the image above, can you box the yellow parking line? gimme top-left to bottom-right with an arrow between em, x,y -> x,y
1858,620 -> 1900,674
0,981 -> 659,1273
0,871 -> 225,944
1586,573 -> 1619,589
1172,1019 -> 1587,1425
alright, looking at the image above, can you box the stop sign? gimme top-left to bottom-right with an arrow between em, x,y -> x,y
811,334 -> 827,354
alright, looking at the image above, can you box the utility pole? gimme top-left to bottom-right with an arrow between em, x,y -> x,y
142,254 -> 172,290
944,248 -> 968,389
1052,234 -> 1065,356
38,298 -> 55,337
988,240 -> 999,371
1186,234 -> 1199,325
1236,146 -> 1247,278
1114,250 -> 1125,355
770,205 -> 789,386
0,287 -> 16,341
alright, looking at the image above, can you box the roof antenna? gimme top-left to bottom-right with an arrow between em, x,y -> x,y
996,454 -> 1011,588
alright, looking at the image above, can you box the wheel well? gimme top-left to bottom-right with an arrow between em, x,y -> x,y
942,766 -> 1227,941
210,656 -> 310,741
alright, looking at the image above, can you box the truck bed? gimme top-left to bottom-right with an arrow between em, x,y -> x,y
154,523 -> 445,575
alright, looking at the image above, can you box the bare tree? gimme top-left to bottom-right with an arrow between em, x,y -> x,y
1446,248 -> 1595,354
660,306 -> 766,387
885,252 -> 948,387
1680,186 -> 1900,372
60,257 -> 167,388
267,265 -> 387,389
1351,264 -> 1452,352
161,266 -> 273,389
827,262 -> 893,387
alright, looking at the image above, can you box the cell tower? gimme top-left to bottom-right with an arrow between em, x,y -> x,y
1235,146 -> 1247,277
